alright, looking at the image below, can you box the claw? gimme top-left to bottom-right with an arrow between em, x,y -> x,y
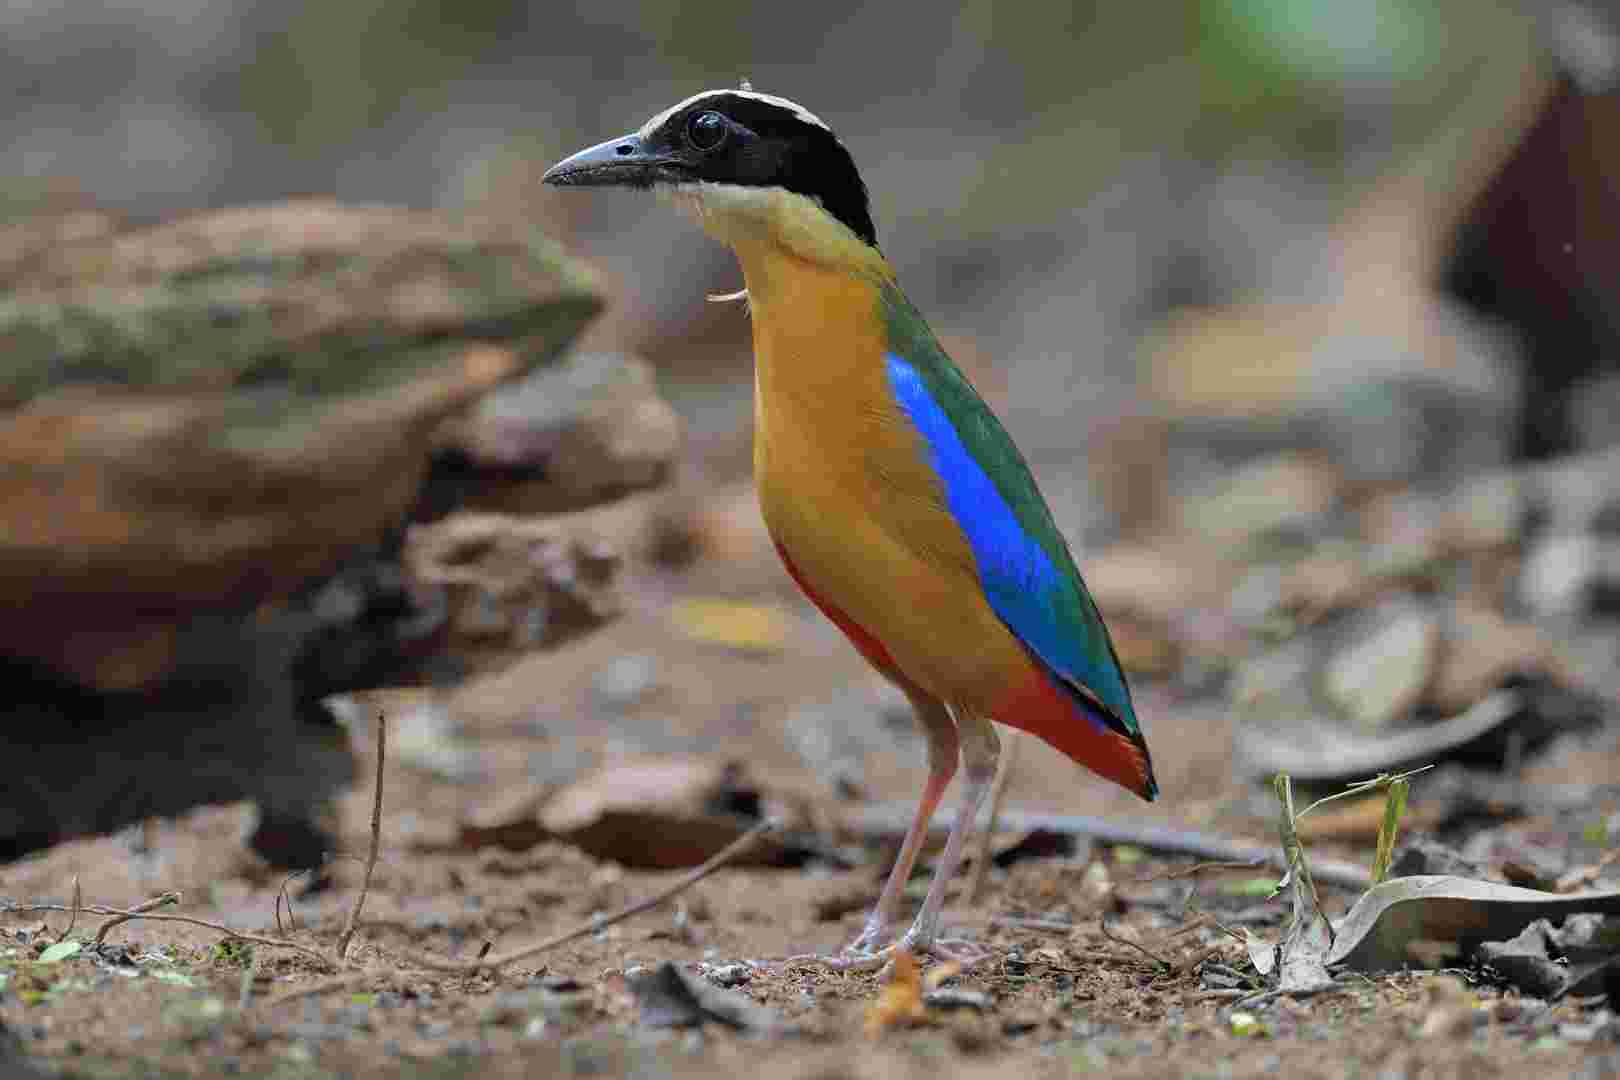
777,932 -> 994,977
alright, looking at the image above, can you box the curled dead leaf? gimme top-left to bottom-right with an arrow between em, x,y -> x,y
670,598 -> 792,654
864,950 -> 930,1037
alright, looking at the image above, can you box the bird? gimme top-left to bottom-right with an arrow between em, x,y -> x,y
544,88 -> 1157,968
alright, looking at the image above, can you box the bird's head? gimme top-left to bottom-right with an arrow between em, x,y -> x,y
543,89 -> 878,255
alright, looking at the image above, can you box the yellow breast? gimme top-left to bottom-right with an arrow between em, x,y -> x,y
734,240 -> 1024,709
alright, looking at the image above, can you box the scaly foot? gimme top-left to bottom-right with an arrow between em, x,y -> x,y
771,926 -> 995,976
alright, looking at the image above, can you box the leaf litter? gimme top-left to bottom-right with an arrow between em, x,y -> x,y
3,624 -> 1618,1078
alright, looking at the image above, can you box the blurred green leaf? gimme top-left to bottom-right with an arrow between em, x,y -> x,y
1371,778 -> 1409,885
37,941 -> 81,964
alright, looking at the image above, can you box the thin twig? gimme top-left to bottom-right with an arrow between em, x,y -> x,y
414,817 -> 781,973
335,709 -> 387,962
1183,904 -> 1262,945
1294,765 -> 1433,821
1098,914 -> 1171,970
266,968 -> 375,1006
266,817 -> 782,1006
968,732 -> 1021,905
91,892 -> 181,946
275,870 -> 312,935
1139,859 -> 1267,882
55,876 -> 81,943
101,913 -> 336,969
985,914 -> 1077,934
1164,914 -> 1215,940
6,896 -> 338,970
1177,944 -> 1226,976
843,803 -> 1372,891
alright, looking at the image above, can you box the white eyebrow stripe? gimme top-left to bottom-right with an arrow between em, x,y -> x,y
636,89 -> 831,138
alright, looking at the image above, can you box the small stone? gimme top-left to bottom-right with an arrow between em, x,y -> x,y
925,988 -> 991,1011
592,654 -> 660,711
701,963 -> 751,988
1447,470 -> 1524,550
1522,534 -> 1601,617
1322,602 -> 1438,729
1175,454 -> 1339,551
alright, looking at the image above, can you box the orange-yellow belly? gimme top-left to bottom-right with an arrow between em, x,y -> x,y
744,249 -> 1033,714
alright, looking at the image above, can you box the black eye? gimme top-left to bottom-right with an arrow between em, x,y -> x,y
686,110 -> 728,152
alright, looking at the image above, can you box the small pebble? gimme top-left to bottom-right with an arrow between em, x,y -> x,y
926,988 -> 991,1011
702,963 -> 752,988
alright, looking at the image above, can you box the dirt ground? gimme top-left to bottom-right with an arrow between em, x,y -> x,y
2,536 -> 1616,1079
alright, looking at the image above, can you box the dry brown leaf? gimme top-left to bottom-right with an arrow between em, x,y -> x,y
1429,606 -> 1567,715
865,950 -> 930,1037
923,960 -> 963,990
669,598 -> 792,653
1296,794 -> 1441,843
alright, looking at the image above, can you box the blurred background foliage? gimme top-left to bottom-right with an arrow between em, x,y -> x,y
0,0 -> 1602,478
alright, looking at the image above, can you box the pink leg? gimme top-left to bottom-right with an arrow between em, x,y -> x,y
845,687 -> 957,954
896,707 -> 998,958
780,704 -> 1002,974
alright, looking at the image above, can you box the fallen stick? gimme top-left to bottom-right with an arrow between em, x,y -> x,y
841,803 -> 1372,892
415,816 -> 780,973
3,895 -> 337,970
335,710 -> 387,962
265,817 -> 781,1005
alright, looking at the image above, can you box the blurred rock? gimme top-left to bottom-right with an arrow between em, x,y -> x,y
1146,303 -> 1517,497
591,653 -> 663,714
1443,469 -> 1526,553
1278,546 -> 1367,621
1231,636 -> 1317,729
0,199 -> 613,865
536,757 -> 814,870
1442,66 -> 1620,459
656,482 -> 775,571
1529,447 -> 1620,528
1431,606 -> 1573,715
1236,690 -> 1518,784
1522,533 -> 1605,618
0,200 -> 601,688
1173,452 -> 1340,552
782,687 -> 920,801
368,697 -> 488,785
1238,683 -> 1606,785
1083,542 -> 1232,628
403,506 -> 630,652
449,351 -> 681,515
627,961 -> 784,1034
1,618 -> 352,869
1518,448 -> 1620,619
1321,599 -> 1439,730
1390,839 -> 1488,880
1478,920 -> 1568,998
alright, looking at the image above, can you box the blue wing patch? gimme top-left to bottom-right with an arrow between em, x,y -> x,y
885,352 -> 1131,728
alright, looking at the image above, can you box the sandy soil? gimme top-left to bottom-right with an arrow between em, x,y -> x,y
1,545 -> 1613,1079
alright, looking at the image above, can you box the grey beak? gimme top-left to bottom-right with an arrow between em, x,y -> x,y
542,133 -> 672,188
